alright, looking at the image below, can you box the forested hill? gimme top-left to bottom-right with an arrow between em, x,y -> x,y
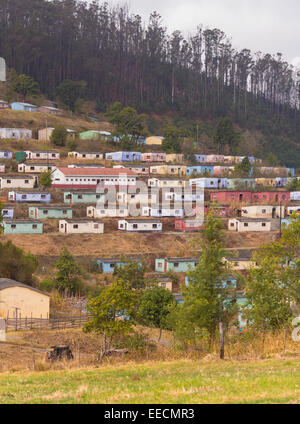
0,0 -> 300,167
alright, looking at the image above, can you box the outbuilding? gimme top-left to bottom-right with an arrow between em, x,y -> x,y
118,219 -> 162,232
10,102 -> 37,112
0,128 -> 32,140
0,278 -> 49,319
8,191 -> 50,203
228,218 -> 274,232
3,219 -> 43,234
18,163 -> 56,173
29,206 -> 72,219
68,151 -> 104,160
0,150 -> 12,159
59,219 -> 104,234
0,175 -> 36,189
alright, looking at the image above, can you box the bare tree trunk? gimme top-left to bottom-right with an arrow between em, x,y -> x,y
283,327 -> 287,355
219,321 -> 224,360
158,327 -> 162,342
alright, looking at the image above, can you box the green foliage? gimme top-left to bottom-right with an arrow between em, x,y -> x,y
265,152 -> 280,166
113,259 -> 147,290
54,248 -> 83,295
39,170 -> 52,188
0,202 -> 3,226
138,286 -> 176,338
50,126 -> 67,146
0,240 -> 38,284
66,138 -> 77,151
55,80 -> 86,112
287,178 -> 300,192
39,279 -> 55,292
233,157 -> 252,177
162,125 -> 182,153
214,118 -> 240,154
12,74 -> 39,100
83,279 -> 136,351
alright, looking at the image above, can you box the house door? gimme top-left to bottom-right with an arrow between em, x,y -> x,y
275,195 -> 278,202
65,224 -> 67,233
239,194 -> 243,202
272,207 -> 276,219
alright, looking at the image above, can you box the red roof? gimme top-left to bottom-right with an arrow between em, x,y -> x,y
57,167 -> 136,176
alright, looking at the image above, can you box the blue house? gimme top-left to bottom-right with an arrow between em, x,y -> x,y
105,151 -> 142,162
97,258 -> 143,273
10,102 -> 37,112
194,155 -> 207,163
185,275 -> 237,289
286,168 -> 295,177
1,208 -> 14,218
8,191 -> 51,203
186,165 -> 214,176
0,150 -> 13,159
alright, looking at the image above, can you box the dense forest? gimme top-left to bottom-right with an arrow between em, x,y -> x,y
0,0 -> 300,166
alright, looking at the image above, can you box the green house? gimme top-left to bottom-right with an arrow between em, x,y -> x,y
64,191 -> 104,204
3,220 -> 43,234
79,130 -> 102,140
28,206 -> 73,219
227,178 -> 256,190
155,257 -> 199,273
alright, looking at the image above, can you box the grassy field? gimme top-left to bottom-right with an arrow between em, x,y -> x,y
0,358 -> 299,404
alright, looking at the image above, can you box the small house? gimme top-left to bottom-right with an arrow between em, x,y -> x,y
141,152 -> 166,162
29,206 -> 72,219
87,206 -> 129,218
235,205 -> 285,219
18,163 -> 56,173
3,219 -> 43,234
8,191 -> 50,203
105,151 -> 142,162
0,279 -> 49,319
165,154 -> 184,163
228,218 -> 274,232
59,219 -> 104,234
117,190 -> 158,205
148,178 -> 184,188
0,128 -> 32,140
174,218 -> 203,232
64,190 -> 104,204
213,166 -> 234,175
68,152 -> 104,160
0,100 -> 9,109
79,130 -> 103,140
227,178 -> 256,190
157,277 -> 174,291
0,150 -> 12,159
145,136 -> 164,146
115,165 -> 149,175
1,208 -> 14,218
189,178 -> 227,189
255,178 -> 277,187
210,191 -> 251,204
155,257 -> 199,273
204,204 -> 231,217
0,163 -> 5,173
194,154 -> 207,163
0,175 -> 36,189
287,206 -> 300,216
251,192 -> 290,203
142,205 -> 184,218
290,192 -> 300,201
206,155 -> 224,163
275,177 -> 287,187
38,127 -> 76,142
186,165 -> 214,176
24,151 -> 60,160
36,105 -> 62,115
97,258 -> 143,273
10,102 -> 37,112
118,219 -> 162,232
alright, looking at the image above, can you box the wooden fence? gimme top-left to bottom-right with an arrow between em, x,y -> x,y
5,314 -> 91,332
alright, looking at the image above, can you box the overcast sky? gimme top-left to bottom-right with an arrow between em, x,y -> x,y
106,0 -> 300,66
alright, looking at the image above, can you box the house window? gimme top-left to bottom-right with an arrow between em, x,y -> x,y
61,224 -> 64,228
43,210 -> 48,214
161,283 -> 166,288
73,224 -> 78,229
262,223 -> 266,227
25,180 -> 29,184
153,224 -> 157,228
133,224 -> 138,229
66,194 -> 71,199
63,210 -> 67,214
157,262 -> 162,268
6,180 -> 11,184
32,225 -> 37,229
30,167 -> 35,170
262,209 -> 266,213
174,263 -> 179,267
11,224 -> 16,229
22,195 -> 27,199
94,224 -> 99,229
41,195 -> 46,199
230,223 -> 234,227
78,195 -> 83,199
244,223 -> 248,227
110,264 -> 114,268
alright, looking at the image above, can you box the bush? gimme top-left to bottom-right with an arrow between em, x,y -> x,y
50,126 -> 67,146
39,279 -> 55,292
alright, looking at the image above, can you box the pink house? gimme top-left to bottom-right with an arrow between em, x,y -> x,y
204,204 -> 231,217
141,153 -> 166,162
210,191 -> 252,203
251,191 -> 290,203
0,163 -> 5,173
206,155 -> 224,163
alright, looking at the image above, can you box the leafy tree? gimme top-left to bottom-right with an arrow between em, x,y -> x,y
50,126 -> 67,146
39,170 -> 52,188
138,286 -> 176,341
287,178 -> 300,192
162,125 -> 182,153
214,118 -> 240,154
106,103 -> 147,143
113,259 -> 147,290
179,211 -> 238,358
83,280 -> 136,359
265,152 -> 280,166
54,248 -> 83,295
233,157 -> 252,177
12,74 -> 39,100
0,240 -> 38,284
55,80 -> 86,112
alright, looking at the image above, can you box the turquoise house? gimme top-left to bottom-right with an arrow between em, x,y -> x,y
227,178 -> 256,190
29,206 -> 72,219
97,258 -> 143,273
10,102 -> 37,112
155,257 -> 199,273
3,220 -> 43,234
64,191 -> 104,204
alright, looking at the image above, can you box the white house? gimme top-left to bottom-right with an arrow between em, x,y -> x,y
25,151 -> 60,160
148,178 -> 185,188
68,152 -> 104,160
189,178 -> 228,189
228,218 -> 273,232
117,190 -> 158,205
0,175 -> 36,189
142,205 -> 184,217
18,163 -> 56,173
118,219 -> 162,232
0,163 -> 5,173
87,206 -> 129,218
290,192 -> 300,201
59,219 -> 104,234
237,205 -> 285,219
51,167 -> 137,189
0,128 -> 32,140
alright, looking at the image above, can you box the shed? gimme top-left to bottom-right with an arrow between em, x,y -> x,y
3,219 -> 43,234
105,151 -> 142,162
228,218 -> 274,232
186,165 -> 214,176
155,257 -> 199,273
141,153 -> 166,162
59,219 -> 104,234
0,128 -> 32,140
0,175 -> 36,189
18,163 -> 56,173
118,219 -> 162,232
97,257 -> 143,273
24,150 -> 60,160
63,190 -> 104,204
68,151 -> 103,160
145,136 -> 164,145
8,191 -> 50,203
38,128 -> 76,142
29,206 -> 72,219
0,150 -> 12,159
0,278 -> 49,319
174,218 -> 203,232
79,130 -> 103,140
10,102 -> 37,112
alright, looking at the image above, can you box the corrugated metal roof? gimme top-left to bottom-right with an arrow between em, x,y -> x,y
57,167 -> 136,176
0,278 -> 49,296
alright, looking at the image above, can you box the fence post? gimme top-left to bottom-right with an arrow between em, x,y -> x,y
0,318 -> 6,342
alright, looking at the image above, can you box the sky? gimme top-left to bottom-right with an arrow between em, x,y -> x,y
106,0 -> 300,67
